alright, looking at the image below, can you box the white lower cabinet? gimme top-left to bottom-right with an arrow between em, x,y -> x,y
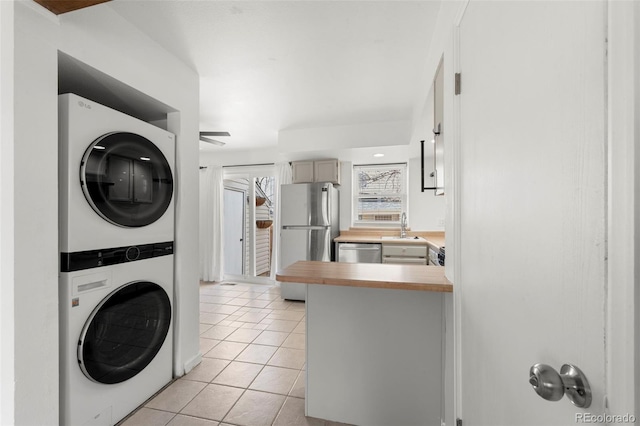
381,244 -> 428,265
382,256 -> 427,264
306,284 -> 444,425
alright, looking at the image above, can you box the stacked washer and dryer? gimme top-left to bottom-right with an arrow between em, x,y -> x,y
59,94 -> 176,426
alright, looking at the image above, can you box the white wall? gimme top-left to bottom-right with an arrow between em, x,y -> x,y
409,0 -> 466,285
13,5 -> 60,424
278,120 -> 412,152
408,156 -> 445,231
7,3 -> 200,424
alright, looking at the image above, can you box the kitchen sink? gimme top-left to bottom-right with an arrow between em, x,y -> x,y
380,236 -> 426,241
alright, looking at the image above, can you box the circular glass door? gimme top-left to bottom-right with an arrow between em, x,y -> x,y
78,281 -> 171,384
81,132 -> 173,227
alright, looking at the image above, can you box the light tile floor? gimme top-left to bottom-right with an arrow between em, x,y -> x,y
119,282 -> 349,426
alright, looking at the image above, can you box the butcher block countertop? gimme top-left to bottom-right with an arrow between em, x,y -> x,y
276,260 -> 452,293
334,228 -> 445,250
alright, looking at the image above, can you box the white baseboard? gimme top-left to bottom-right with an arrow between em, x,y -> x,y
222,275 -> 276,285
182,352 -> 202,376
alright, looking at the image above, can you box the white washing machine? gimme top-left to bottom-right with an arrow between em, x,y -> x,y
59,93 -> 175,254
58,93 -> 176,425
59,255 -> 173,426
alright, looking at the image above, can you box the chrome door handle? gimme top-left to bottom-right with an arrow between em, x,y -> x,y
529,363 -> 591,408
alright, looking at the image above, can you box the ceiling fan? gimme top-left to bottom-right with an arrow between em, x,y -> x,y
199,131 -> 230,146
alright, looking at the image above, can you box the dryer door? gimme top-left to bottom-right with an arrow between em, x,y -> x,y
81,132 -> 173,227
78,281 -> 171,384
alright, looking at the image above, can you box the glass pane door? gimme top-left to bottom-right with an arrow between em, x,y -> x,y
81,132 -> 173,227
78,281 -> 171,384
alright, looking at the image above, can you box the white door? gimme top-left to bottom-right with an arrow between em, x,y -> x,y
456,2 -> 606,425
223,188 -> 244,275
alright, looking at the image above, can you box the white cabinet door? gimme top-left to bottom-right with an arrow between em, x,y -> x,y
292,161 -> 314,183
456,2 -> 606,425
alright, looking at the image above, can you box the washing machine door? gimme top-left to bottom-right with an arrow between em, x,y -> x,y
81,132 -> 173,227
78,281 -> 171,384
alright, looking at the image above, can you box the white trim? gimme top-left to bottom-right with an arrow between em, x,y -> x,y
0,1 -> 15,424
452,16 -> 464,424
453,0 -> 470,27
182,353 -> 202,376
606,0 -> 637,416
222,275 -> 276,286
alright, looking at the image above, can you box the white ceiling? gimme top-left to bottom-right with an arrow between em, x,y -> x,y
108,1 -> 441,153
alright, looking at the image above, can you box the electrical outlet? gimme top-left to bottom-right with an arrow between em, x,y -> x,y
438,218 -> 445,227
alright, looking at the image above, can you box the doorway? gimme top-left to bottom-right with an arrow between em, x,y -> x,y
222,167 -> 276,284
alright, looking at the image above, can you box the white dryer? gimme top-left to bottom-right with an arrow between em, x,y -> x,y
59,254 -> 173,426
59,93 -> 175,254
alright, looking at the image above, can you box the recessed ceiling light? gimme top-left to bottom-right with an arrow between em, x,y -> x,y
373,153 -> 384,158
431,139 -> 436,144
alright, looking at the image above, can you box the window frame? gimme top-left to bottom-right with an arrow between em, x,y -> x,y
352,163 -> 408,227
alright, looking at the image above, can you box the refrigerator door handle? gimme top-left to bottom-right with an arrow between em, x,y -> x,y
321,186 -> 329,224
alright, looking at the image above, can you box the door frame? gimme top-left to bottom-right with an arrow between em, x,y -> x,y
605,0 -> 639,415
451,3 -> 468,421
450,0 -> 638,421
223,165 -> 276,285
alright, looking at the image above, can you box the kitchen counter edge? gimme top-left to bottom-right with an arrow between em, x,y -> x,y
276,260 -> 452,293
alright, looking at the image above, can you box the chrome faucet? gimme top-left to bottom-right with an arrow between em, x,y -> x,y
400,212 -> 407,238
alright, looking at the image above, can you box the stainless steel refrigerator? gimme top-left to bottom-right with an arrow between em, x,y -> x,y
280,182 -> 339,301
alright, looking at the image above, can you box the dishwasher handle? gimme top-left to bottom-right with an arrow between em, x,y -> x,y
339,246 -> 381,251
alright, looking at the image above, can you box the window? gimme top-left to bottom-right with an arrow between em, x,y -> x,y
353,163 -> 407,226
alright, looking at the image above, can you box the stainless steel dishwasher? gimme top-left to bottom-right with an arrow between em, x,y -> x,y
337,243 -> 382,263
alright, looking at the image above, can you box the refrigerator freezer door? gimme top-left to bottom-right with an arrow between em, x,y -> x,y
281,183 -> 332,226
280,227 -> 331,269
281,227 -> 330,302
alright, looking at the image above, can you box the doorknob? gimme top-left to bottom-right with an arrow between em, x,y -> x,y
529,363 -> 592,408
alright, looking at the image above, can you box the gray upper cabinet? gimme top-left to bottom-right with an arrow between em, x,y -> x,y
292,161 -> 315,183
292,159 -> 341,185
